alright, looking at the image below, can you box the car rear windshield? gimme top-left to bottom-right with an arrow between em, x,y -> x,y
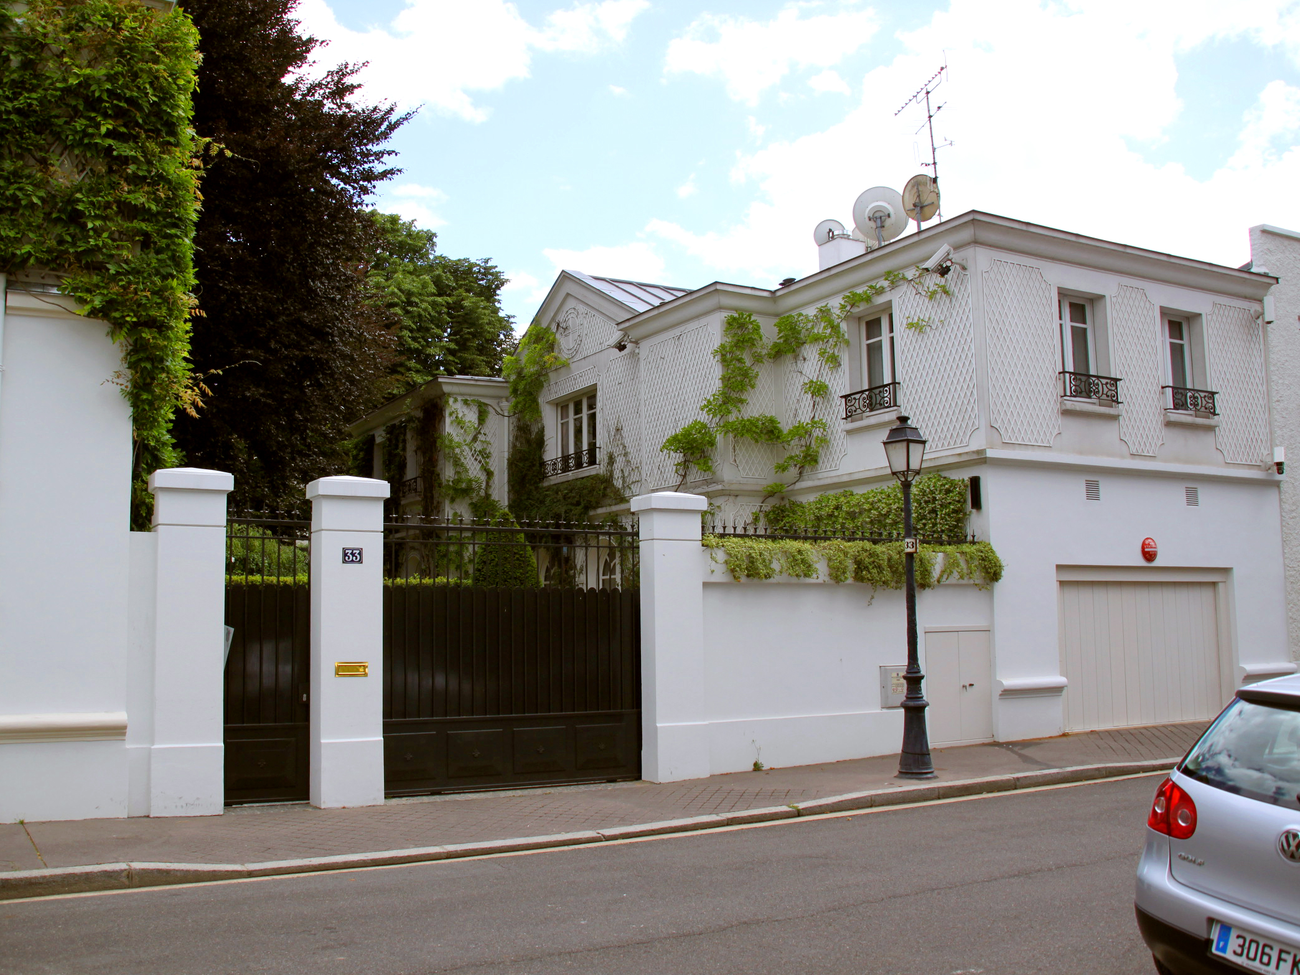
1180,698 -> 1300,812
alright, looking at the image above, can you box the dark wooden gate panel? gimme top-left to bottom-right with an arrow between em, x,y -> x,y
383,584 -> 640,795
224,516 -> 311,805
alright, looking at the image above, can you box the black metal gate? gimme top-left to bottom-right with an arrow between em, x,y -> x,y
223,515 -> 311,804
383,518 -> 641,796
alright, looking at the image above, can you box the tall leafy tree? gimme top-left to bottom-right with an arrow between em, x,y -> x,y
368,211 -> 515,393
174,0 -> 408,508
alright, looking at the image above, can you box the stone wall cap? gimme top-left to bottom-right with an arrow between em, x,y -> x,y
630,491 -> 709,513
305,476 -> 391,500
148,468 -> 234,493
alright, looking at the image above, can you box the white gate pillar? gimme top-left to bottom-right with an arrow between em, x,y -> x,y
146,467 -> 234,816
631,491 -> 709,783
307,475 -> 389,808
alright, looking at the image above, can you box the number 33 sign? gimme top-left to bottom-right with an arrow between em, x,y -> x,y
342,547 -> 363,564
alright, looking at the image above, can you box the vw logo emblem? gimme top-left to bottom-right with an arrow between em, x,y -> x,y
1280,830 -> 1300,864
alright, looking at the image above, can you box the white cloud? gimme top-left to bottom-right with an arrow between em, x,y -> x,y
808,69 -> 850,95
609,84 -> 629,96
664,3 -> 880,105
378,183 -> 450,228
542,241 -> 667,282
677,174 -> 698,198
295,0 -> 650,122
644,0 -> 1300,279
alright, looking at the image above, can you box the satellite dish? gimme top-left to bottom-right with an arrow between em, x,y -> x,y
852,186 -> 907,246
813,218 -> 846,245
902,174 -> 940,225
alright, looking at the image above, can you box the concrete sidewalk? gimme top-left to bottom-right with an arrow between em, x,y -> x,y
0,722 -> 1203,900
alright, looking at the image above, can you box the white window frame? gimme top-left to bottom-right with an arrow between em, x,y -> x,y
1059,296 -> 1097,377
861,311 -> 897,390
556,390 -> 598,463
1165,316 -> 1191,390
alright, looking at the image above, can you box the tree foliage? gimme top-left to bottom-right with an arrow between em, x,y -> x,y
367,211 -> 514,393
0,0 -> 202,526
172,0 -> 408,509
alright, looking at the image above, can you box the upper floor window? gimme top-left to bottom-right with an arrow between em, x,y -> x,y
546,391 -> 598,477
1059,297 -> 1096,375
1161,313 -> 1217,415
1166,317 -> 1190,389
864,312 -> 896,389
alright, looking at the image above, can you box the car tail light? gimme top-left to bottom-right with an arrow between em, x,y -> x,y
1148,777 -> 1197,839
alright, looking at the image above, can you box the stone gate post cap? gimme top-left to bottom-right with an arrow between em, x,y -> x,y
148,467 -> 234,493
305,476 -> 391,500
630,491 -> 708,513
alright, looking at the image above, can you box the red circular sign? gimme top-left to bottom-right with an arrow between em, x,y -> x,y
1141,537 -> 1158,563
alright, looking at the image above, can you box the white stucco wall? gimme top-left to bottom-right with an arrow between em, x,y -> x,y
0,287 -> 133,821
1250,225 -> 1300,662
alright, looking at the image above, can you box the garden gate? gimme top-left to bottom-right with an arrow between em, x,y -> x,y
223,515 -> 311,804
382,518 -> 641,796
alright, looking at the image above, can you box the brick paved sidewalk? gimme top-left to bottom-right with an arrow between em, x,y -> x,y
0,722 -> 1202,877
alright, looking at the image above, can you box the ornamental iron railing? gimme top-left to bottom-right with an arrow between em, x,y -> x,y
542,445 -> 599,478
399,475 -> 422,499
1163,385 -> 1218,415
1059,371 -> 1122,403
841,382 -> 899,421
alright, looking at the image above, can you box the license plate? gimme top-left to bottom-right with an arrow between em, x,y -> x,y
1211,921 -> 1300,974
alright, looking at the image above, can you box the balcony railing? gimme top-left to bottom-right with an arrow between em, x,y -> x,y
1059,371 -> 1122,404
841,382 -> 899,421
543,446 -> 599,478
1163,385 -> 1218,415
399,475 -> 422,499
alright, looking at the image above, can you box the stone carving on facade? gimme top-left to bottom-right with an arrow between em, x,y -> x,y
1111,285 -> 1164,457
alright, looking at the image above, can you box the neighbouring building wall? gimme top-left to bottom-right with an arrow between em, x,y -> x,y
0,285 -> 134,820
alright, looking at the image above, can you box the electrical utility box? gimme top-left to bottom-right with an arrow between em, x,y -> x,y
879,665 -> 908,709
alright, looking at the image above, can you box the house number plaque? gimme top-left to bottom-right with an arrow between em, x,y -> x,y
342,547 -> 363,564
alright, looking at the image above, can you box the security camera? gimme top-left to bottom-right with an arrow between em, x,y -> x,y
921,243 -> 954,273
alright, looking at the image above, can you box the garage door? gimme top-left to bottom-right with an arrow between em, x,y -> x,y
1059,581 -> 1226,732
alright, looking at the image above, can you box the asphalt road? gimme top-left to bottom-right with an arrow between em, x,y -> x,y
0,773 -> 1163,975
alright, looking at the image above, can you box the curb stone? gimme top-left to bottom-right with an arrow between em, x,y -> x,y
0,759 -> 1175,902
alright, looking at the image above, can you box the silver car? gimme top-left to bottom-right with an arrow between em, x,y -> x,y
1136,673 -> 1300,974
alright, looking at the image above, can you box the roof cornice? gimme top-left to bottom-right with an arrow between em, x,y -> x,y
346,375 -> 507,437
533,271 -> 641,330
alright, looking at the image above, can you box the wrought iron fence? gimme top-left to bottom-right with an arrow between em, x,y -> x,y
1059,371 -> 1122,403
542,446 -> 599,478
703,520 -> 978,546
841,382 -> 899,421
384,515 -> 639,590
226,514 -> 311,582
1163,385 -> 1218,415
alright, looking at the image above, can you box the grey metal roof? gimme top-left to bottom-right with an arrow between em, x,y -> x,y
568,271 -> 692,315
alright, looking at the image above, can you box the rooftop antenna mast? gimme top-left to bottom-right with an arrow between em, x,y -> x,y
894,61 -> 952,221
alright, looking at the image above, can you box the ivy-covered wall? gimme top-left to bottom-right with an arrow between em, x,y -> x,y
0,0 -> 203,525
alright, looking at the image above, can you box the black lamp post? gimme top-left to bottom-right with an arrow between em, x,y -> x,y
883,415 -> 935,779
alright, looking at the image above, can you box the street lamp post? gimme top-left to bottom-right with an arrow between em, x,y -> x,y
882,415 -> 935,779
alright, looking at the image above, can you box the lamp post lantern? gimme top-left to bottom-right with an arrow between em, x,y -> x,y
883,415 -> 935,778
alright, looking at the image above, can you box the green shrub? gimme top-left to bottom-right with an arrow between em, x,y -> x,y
761,474 -> 970,539
472,513 -> 540,588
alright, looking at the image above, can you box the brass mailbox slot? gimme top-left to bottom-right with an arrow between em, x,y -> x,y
335,661 -> 369,677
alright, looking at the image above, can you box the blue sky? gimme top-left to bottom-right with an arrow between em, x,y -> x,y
295,0 -> 1300,329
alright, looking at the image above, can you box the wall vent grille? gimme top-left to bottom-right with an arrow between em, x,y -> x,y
1085,479 -> 1101,501
1185,486 -> 1199,506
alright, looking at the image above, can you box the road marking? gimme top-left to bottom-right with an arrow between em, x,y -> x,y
1,771 -> 1166,905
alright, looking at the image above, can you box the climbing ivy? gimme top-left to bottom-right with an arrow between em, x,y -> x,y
0,0 -> 204,527
502,322 -> 567,423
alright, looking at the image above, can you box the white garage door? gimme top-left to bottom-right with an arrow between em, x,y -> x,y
1059,581 -> 1226,732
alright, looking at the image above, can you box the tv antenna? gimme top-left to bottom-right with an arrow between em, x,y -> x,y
895,61 -> 952,220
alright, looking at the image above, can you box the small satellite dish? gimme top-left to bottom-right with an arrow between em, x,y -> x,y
813,218 -> 846,245
902,174 -> 940,225
851,186 -> 907,246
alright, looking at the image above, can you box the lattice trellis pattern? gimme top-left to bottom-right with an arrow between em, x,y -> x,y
732,357 -> 779,479
776,347 -> 847,475
601,351 -> 642,494
1209,302 -> 1270,466
985,260 -> 1061,446
1110,285 -> 1163,456
551,302 -> 616,360
641,321 -> 720,491
542,366 -> 597,405
893,269 -> 978,451
444,397 -> 507,506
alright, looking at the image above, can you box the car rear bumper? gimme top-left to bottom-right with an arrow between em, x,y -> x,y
1136,830 -> 1300,974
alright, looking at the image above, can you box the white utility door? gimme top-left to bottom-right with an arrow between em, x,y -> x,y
926,629 -> 994,746
1059,581 -> 1225,732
